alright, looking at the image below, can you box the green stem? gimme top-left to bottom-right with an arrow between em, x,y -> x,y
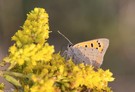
3,71 -> 28,78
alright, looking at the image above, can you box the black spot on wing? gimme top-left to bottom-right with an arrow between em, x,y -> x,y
91,43 -> 93,47
98,42 -> 101,47
85,45 -> 87,47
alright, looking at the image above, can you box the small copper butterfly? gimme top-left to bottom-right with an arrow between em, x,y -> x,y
58,31 -> 109,68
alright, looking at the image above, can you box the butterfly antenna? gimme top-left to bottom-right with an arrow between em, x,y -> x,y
57,31 -> 73,45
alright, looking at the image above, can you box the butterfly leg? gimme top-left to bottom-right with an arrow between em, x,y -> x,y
63,50 -> 71,61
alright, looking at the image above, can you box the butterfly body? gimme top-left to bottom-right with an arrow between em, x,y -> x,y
64,38 -> 109,68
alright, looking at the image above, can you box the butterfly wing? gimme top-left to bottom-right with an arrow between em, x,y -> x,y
73,38 -> 109,68
72,47 -> 103,68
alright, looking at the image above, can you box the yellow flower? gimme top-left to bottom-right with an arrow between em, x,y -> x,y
30,78 -> 55,92
4,8 -> 54,67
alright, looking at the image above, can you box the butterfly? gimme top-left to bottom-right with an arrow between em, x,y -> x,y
58,31 -> 109,68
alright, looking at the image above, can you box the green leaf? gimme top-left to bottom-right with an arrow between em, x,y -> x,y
4,75 -> 21,87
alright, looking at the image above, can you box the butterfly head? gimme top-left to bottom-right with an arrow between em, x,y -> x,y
67,43 -> 73,47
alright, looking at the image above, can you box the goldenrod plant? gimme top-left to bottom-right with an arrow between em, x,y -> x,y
0,8 -> 114,92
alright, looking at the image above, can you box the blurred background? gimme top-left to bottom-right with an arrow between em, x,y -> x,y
0,0 -> 135,92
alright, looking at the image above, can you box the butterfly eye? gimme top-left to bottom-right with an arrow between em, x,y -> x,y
85,45 -> 87,47
68,44 -> 73,47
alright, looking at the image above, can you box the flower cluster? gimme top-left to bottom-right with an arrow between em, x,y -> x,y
29,54 -> 114,92
1,8 -> 114,92
13,8 -> 49,46
4,8 -> 54,70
